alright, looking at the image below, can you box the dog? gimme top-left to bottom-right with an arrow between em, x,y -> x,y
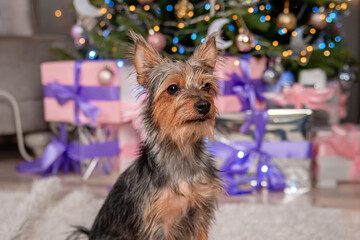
70,31 -> 223,240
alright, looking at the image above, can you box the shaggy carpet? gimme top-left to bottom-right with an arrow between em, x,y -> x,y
0,178 -> 359,240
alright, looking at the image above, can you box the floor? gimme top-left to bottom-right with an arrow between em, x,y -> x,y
1,145 -> 360,213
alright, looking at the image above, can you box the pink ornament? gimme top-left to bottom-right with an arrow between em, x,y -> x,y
137,0 -> 154,4
71,24 -> 84,40
147,33 -> 166,51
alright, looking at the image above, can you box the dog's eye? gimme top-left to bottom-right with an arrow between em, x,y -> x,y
167,84 -> 179,95
202,83 -> 211,92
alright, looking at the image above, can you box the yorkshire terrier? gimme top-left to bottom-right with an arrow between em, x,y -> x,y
71,31 -> 223,240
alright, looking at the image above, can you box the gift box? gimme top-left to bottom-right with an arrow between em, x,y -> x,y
16,123 -> 120,177
264,81 -> 348,124
41,60 -> 122,125
313,124 -> 360,187
213,109 -> 313,195
214,55 -> 267,113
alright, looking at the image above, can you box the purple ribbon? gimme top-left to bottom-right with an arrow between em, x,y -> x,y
241,110 -> 269,149
213,141 -> 311,195
16,124 -> 119,176
43,61 -> 120,125
218,55 -> 264,111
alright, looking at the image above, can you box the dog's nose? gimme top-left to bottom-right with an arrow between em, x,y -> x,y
194,100 -> 211,115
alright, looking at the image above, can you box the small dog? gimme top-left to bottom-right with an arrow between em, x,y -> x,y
72,31 -> 223,240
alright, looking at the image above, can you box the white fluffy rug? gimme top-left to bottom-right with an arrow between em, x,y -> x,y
1,178 -> 359,240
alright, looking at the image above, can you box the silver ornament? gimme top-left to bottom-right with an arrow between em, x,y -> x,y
263,67 -> 280,84
98,67 -> 114,85
235,29 -> 254,52
339,65 -> 356,90
207,18 -> 233,50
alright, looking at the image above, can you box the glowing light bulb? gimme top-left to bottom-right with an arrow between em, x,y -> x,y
178,23 -> 185,29
273,41 -> 279,47
55,10 -> 62,18
129,5 -> 136,12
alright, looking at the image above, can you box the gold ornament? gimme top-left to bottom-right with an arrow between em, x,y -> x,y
175,0 -> 194,19
276,0 -> 297,31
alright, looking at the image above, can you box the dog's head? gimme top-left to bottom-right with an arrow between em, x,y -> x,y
131,31 -> 218,147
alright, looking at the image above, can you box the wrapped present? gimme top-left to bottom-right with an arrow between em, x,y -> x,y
214,55 -> 267,113
213,109 -> 313,195
41,60 -> 122,125
313,124 -> 360,187
264,81 -> 348,124
16,123 -> 119,177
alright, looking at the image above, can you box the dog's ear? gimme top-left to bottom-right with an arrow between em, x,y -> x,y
190,33 -> 217,69
130,30 -> 164,87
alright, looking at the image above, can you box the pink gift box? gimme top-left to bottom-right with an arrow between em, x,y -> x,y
214,56 -> 267,113
41,60 -> 122,125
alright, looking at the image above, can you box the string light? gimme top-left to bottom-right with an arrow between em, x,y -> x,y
101,7 -> 107,15
215,4 -> 220,10
329,3 -> 335,8
201,38 -> 206,43
335,5 -> 341,10
178,23 -> 185,29
171,46 -> 177,52
265,15 -> 271,21
272,41 -> 279,47
248,7 -> 254,13
228,24 -> 235,31
117,60 -> 124,68
307,46 -> 313,52
178,47 -> 185,54
292,31 -> 297,37
187,11 -> 194,17
234,60 -> 240,66
79,38 -> 86,44
259,5 -> 265,11
260,16 -> 266,22
261,165 -> 268,173
319,14 -> 326,20
173,37 -> 179,44
253,7 -> 258,13
255,45 -> 261,51
232,15 -> 238,21
341,2 -> 348,9
265,4 -> 271,10
191,33 -> 197,40
129,5 -> 136,12
324,50 -> 331,56
301,50 -> 307,56
144,5 -> 150,11
237,151 -> 245,158
204,16 -> 210,21
282,51 -> 289,57
335,36 -> 342,42
166,5 -> 173,11
103,29 -> 110,37
329,42 -> 335,48
287,50 -> 293,55
106,13 -> 112,19
100,21 -> 106,27
108,1 -> 114,7
88,50 -> 97,59
318,42 -> 326,49
54,10 -> 62,18
310,28 -> 316,34
312,7 -> 319,13
205,3 -> 211,10
300,57 -> 307,63
153,26 -> 160,32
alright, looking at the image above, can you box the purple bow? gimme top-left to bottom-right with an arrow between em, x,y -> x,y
219,55 -> 264,111
48,81 -> 101,125
213,141 -> 293,195
241,110 -> 269,149
16,124 -> 120,176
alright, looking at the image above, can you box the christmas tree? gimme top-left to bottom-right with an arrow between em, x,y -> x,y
62,0 -> 355,79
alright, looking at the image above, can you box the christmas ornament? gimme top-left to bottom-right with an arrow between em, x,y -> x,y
263,66 -> 280,84
338,65 -> 356,90
98,66 -> 114,85
73,0 -> 102,17
207,18 -> 233,50
137,0 -> 154,4
309,12 -> 327,30
147,32 -> 167,51
235,28 -> 254,52
175,0 -> 194,19
71,24 -> 84,39
276,0 -> 297,31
